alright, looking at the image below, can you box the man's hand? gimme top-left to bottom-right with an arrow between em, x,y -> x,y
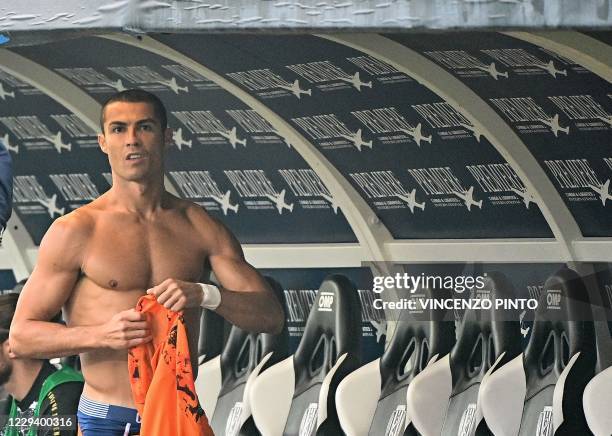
147,278 -> 203,312
99,309 -> 152,350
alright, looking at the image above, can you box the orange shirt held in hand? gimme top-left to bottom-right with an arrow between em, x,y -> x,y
128,294 -> 213,436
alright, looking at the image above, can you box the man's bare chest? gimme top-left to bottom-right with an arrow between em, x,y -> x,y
81,218 -> 206,290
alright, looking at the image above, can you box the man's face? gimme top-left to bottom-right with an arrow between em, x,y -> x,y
0,340 -> 12,386
98,101 -> 171,183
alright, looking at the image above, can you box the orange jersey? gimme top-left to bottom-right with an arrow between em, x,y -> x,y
128,295 -> 213,436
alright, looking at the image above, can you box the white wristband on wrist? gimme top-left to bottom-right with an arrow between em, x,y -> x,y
198,283 -> 221,310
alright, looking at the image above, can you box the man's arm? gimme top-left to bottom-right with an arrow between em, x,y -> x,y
207,219 -> 284,334
149,211 -> 284,334
10,213 -> 151,358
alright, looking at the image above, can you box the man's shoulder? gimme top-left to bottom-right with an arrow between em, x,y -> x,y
40,200 -> 107,252
174,196 -> 238,248
176,196 -> 219,227
47,207 -> 95,239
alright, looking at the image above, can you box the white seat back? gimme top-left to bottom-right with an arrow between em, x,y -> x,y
478,353 -> 526,436
196,355 -> 222,419
336,358 -> 382,436
584,365 -> 612,436
406,354 -> 452,436
249,356 -> 295,436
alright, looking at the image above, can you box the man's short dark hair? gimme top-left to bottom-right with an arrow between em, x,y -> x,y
100,89 -> 168,133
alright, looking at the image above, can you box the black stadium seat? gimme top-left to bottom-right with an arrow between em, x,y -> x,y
196,297 -> 231,419
198,308 -> 228,365
407,272 -> 523,436
583,266 -> 612,436
442,272 -> 522,436
250,274 -> 362,436
519,266 -> 596,436
335,285 -> 455,435
210,277 -> 289,436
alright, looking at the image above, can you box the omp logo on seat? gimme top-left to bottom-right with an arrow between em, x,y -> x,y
473,288 -> 491,301
457,403 -> 477,436
225,402 -> 243,436
299,403 -> 318,436
536,406 -> 554,436
385,404 -> 407,436
317,292 -> 334,312
546,290 -> 562,310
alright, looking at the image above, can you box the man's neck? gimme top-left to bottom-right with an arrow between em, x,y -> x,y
109,177 -> 167,216
6,359 -> 43,402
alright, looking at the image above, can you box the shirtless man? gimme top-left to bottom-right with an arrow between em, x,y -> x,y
9,89 -> 285,435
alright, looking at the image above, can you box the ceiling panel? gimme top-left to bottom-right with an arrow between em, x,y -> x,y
386,31 -> 612,237
156,33 -> 553,239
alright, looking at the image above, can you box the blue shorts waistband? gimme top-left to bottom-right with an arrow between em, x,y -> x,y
78,395 -> 141,424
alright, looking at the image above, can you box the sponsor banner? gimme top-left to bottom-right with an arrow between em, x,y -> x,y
11,42 -> 219,101
0,114 -> 96,152
153,34 -> 553,239
387,32 -> 612,236
167,165 -> 352,243
261,267 -> 385,362
543,158 -> 612,209
54,64 -> 219,98
11,37 -> 356,244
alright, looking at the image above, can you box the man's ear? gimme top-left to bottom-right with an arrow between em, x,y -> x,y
4,340 -> 15,359
98,132 -> 108,155
164,127 -> 172,149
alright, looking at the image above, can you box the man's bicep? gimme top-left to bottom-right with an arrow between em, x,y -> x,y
18,265 -> 79,322
206,221 -> 268,292
15,219 -> 84,321
209,253 -> 268,292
